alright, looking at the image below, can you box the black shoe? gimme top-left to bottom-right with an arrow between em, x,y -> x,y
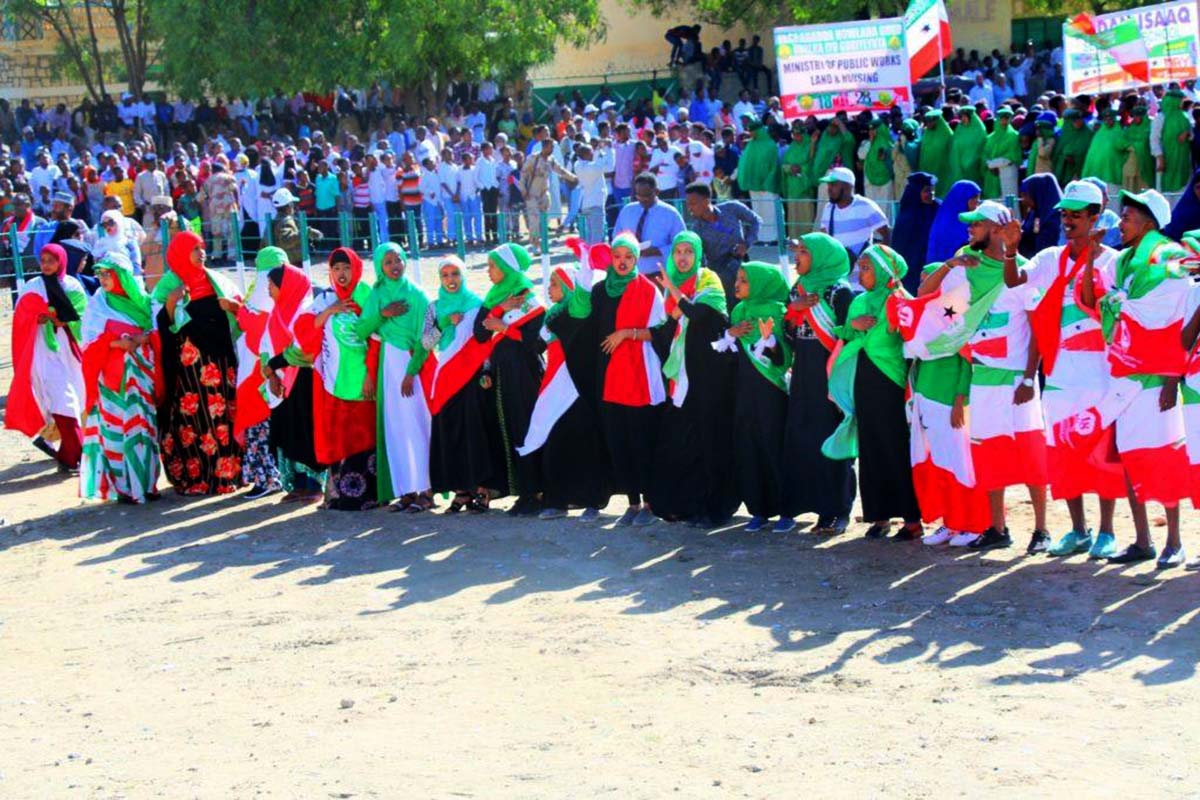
968,527 -> 1012,550
1026,529 -> 1051,555
864,523 -> 890,539
244,484 -> 278,500
892,522 -> 923,541
1108,543 -> 1157,564
824,515 -> 849,534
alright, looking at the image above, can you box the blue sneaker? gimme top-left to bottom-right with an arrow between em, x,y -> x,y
772,517 -> 796,534
745,516 -> 768,533
1048,529 -> 1093,557
1088,531 -> 1118,560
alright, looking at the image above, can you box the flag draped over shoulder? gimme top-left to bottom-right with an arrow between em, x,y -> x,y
1065,13 -> 1150,85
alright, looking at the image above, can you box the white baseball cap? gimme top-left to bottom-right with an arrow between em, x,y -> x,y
1120,188 -> 1172,229
958,200 -> 1014,225
272,187 -> 299,208
1056,180 -> 1105,211
818,166 -> 855,186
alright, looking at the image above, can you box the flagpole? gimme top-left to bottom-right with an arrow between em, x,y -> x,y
937,11 -> 946,101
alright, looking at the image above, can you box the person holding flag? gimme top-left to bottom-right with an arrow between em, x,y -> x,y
1000,180 -> 1124,559
1080,190 -> 1191,568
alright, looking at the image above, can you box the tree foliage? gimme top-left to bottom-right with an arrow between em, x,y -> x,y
153,0 -> 603,102
11,0 -> 157,101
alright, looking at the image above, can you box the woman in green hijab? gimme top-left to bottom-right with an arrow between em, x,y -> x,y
1159,89 -> 1193,192
781,233 -> 857,533
473,242 -> 546,517
861,117 -> 895,207
650,231 -> 737,526
1053,109 -> 1094,185
781,122 -> 816,238
1081,108 -> 1126,191
982,108 -> 1022,200
951,107 -> 987,188
357,241 -> 433,511
723,260 -> 792,533
1123,105 -> 1155,193
737,119 -> 783,243
824,244 -> 922,539
892,118 -> 921,201
918,109 -> 955,197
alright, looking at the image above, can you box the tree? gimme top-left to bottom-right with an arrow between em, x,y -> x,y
11,0 -> 158,102
153,0 -> 603,107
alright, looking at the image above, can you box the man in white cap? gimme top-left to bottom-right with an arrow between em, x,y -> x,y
1079,188 -> 1191,568
923,200 -> 1048,551
999,179 -> 1123,558
816,166 -> 889,284
271,187 -> 322,266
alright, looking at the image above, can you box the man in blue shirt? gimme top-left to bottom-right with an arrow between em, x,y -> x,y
611,172 -> 685,277
683,181 -> 761,308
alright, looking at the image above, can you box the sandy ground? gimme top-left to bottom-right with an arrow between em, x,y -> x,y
2,247 -> 1200,798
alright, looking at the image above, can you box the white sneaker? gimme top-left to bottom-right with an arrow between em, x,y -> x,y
922,526 -> 957,546
948,532 -> 981,547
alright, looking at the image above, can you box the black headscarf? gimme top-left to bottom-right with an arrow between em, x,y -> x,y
891,172 -> 940,294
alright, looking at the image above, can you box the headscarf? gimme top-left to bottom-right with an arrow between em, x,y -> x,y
918,111 -> 955,196
94,252 -> 152,330
264,264 -> 316,366
1124,108 -> 1155,191
951,108 -> 987,186
38,242 -> 80,323
1053,113 -> 1093,185
730,260 -> 791,391
317,249 -> 373,402
358,242 -> 428,353
1164,169 -> 1200,242
736,125 -> 780,193
926,180 -> 981,263
812,123 -> 855,179
863,118 -> 894,188
780,133 -> 814,202
663,230 -> 726,314
606,232 -> 641,298
435,255 -> 482,350
483,242 -> 534,307
163,230 -> 215,300
890,173 -> 939,292
1081,115 -> 1126,186
1160,91 -> 1192,192
981,116 -> 1022,199
246,245 -> 286,313
1019,172 -> 1063,258
795,232 -> 851,297
822,244 -> 909,460
329,247 -> 369,311
900,119 -> 922,171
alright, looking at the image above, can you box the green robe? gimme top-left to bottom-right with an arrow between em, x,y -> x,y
863,125 -> 894,188
1054,121 -> 1094,185
780,140 -> 814,202
951,111 -> 987,189
1124,116 -> 1155,191
812,127 -> 856,181
918,117 -> 955,197
1081,120 -> 1125,186
1160,93 -> 1193,193
981,121 -> 1022,199
737,127 -> 781,194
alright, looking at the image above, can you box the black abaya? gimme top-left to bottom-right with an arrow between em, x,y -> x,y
647,299 -> 737,521
268,365 -> 324,473
782,284 -> 857,519
430,374 -> 503,493
854,351 -> 920,522
732,342 -> 789,519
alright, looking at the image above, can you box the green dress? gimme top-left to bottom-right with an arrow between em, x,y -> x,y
1054,119 -> 1094,185
981,120 -> 1022,199
950,109 -> 987,188
737,126 -> 781,194
1160,92 -> 1193,193
918,115 -> 955,197
1081,119 -> 1126,186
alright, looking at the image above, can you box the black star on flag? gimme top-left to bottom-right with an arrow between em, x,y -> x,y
943,305 -> 957,319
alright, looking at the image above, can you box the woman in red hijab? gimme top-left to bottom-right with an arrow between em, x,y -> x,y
152,231 -> 243,495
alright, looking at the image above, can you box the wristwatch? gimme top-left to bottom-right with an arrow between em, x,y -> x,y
1020,377 -> 1035,388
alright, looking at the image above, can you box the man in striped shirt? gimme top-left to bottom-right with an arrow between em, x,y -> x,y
816,166 -> 889,288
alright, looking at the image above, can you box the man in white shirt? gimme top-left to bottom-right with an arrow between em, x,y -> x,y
437,147 -> 462,244
732,90 -> 756,133
477,141 -> 501,243
419,158 -> 446,247
968,74 -> 995,109
816,166 -> 890,286
574,141 -> 615,243
458,151 -> 482,244
117,94 -> 138,131
413,126 -> 439,166
648,136 -> 683,199
28,151 -> 61,203
366,151 -> 391,239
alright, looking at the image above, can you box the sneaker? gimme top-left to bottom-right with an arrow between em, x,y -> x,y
825,515 -> 849,534
614,508 -> 638,527
244,484 -> 278,500
579,507 -> 600,523
1026,529 -> 1052,555
1088,531 -> 1118,560
1157,545 -> 1186,570
922,526 -> 957,546
1185,555 -> 1200,571
949,532 -> 981,547
632,508 -> 658,527
538,507 -> 567,520
772,517 -> 796,534
968,527 -> 1012,550
892,523 -> 923,542
1108,543 -> 1157,564
745,515 -> 768,533
1048,529 -> 1093,557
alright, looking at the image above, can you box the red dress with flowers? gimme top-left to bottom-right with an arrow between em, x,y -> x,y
156,295 -> 243,494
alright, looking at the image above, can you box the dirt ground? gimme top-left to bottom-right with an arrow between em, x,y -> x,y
2,252 -> 1200,799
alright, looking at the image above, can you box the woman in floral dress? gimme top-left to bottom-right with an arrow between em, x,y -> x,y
152,231 -> 243,495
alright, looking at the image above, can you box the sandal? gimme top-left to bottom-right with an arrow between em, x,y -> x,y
468,491 -> 490,514
389,493 -> 416,513
446,491 -> 472,514
405,492 -> 435,513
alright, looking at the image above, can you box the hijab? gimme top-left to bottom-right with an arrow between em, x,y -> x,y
359,242 -> 428,350
890,172 -> 939,291
1019,173 -> 1063,258
95,252 -> 152,330
663,230 -> 726,314
164,230 -> 215,300
435,255 -> 483,350
483,242 -> 534,307
39,243 -> 80,323
926,180 -> 980,263
795,232 -> 851,297
329,247 -> 369,311
606,232 -> 641,298
730,260 -> 791,391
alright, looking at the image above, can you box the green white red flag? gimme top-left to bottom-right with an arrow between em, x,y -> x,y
1065,13 -> 1150,85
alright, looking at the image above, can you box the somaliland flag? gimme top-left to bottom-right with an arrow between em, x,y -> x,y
887,267 -> 1002,361
1065,13 -> 1150,85
904,0 -> 952,84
